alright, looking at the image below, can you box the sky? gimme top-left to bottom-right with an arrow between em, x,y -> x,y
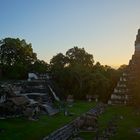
0,0 -> 140,68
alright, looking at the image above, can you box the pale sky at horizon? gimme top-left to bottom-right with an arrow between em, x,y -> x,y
0,0 -> 140,68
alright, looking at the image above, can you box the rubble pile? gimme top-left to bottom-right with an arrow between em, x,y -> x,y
74,103 -> 106,131
0,80 -> 60,120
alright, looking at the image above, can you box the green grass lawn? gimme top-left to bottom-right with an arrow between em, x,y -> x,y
107,106 -> 140,140
0,101 -> 95,140
1,102 -> 140,140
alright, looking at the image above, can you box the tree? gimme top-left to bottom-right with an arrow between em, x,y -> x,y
0,38 -> 37,66
50,53 -> 67,71
49,46 -> 121,102
50,47 -> 94,99
31,59 -> 49,73
0,38 -> 37,79
66,46 -> 94,68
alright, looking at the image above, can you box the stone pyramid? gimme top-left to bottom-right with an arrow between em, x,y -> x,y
108,29 -> 140,105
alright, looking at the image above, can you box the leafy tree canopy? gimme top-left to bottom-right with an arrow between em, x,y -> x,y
66,46 -> 94,68
0,38 -> 38,79
0,38 -> 37,66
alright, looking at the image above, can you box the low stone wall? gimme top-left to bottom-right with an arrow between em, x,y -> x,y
43,121 -> 78,140
43,103 -> 106,140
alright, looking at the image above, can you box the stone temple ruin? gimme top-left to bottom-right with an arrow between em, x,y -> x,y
0,73 -> 61,119
108,29 -> 140,105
